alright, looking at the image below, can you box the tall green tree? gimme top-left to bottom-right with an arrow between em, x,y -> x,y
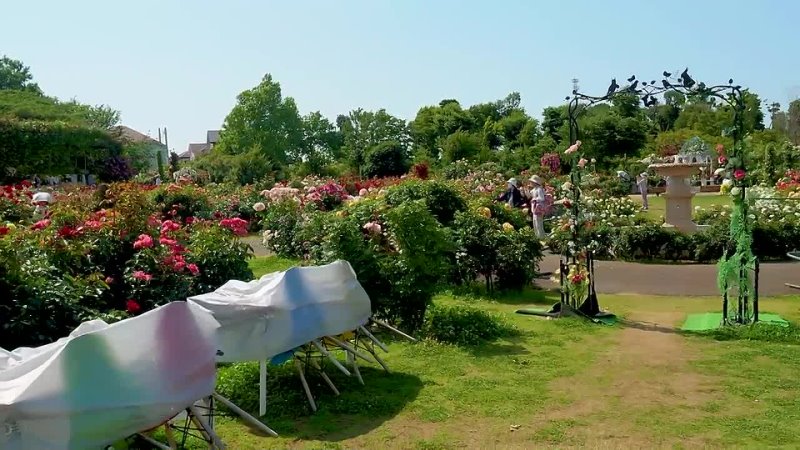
297,111 -> 343,172
768,102 -> 788,134
788,99 -> 800,145
216,74 -> 303,166
337,108 -> 408,175
409,100 -> 474,158
541,106 -> 566,143
0,55 -> 41,94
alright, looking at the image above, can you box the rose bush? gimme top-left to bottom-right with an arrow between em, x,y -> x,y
0,182 -> 253,348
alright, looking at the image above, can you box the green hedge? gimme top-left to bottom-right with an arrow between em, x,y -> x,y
0,117 -> 121,177
566,222 -> 800,263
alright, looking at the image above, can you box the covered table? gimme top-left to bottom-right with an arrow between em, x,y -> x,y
0,302 -> 219,450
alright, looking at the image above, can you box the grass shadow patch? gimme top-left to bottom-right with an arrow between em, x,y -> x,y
216,362 -> 423,441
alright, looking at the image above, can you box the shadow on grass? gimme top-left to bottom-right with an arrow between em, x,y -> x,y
217,362 -> 422,442
617,318 -> 685,335
466,335 -> 530,357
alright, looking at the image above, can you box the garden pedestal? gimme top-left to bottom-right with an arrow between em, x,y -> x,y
649,162 -> 704,233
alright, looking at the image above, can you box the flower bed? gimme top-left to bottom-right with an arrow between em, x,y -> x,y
0,182 -> 253,348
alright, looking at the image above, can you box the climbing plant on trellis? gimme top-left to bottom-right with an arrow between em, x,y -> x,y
558,69 -> 756,324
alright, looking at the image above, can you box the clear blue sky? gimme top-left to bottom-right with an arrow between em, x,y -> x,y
2,0 -> 798,154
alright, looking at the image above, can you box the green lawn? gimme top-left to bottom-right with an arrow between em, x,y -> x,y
631,192 -> 731,221
249,254 -> 299,277
180,257 -> 800,449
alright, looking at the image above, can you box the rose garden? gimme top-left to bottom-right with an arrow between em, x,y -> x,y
3,64 -> 800,449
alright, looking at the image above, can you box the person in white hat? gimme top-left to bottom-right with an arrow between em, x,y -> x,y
529,175 -> 547,238
32,190 -> 53,221
636,172 -> 649,211
496,178 -> 524,208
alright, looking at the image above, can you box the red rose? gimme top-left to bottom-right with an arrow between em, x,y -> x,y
0,226 -> 8,236
126,299 -> 141,315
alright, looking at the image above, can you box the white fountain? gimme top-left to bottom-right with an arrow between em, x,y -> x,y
648,138 -> 712,233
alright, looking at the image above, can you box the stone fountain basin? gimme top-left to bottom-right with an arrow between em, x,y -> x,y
648,162 -> 705,176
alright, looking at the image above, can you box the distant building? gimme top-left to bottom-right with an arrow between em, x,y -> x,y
180,129 -> 220,161
111,125 -> 168,171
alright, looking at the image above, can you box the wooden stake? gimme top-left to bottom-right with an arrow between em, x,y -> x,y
347,351 -> 364,385
309,358 -> 340,395
188,406 -> 225,449
294,358 -> 317,412
311,340 -> 351,376
212,392 -> 279,437
358,325 -> 389,352
326,335 -> 375,364
164,423 -> 177,449
259,360 -> 268,417
137,433 -> 173,450
364,345 -> 390,373
372,319 -> 417,342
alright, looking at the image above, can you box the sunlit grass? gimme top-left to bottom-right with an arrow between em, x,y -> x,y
630,192 -> 731,221
179,263 -> 800,449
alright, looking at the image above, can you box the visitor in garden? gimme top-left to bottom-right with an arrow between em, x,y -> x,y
32,190 -> 52,220
497,178 -> 524,208
530,175 -> 547,238
637,172 -> 649,211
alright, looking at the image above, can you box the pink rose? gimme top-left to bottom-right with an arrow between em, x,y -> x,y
132,270 -> 153,282
133,234 -> 154,250
362,221 -> 382,235
160,220 -> 181,234
718,155 -> 728,165
578,158 -> 588,168
32,219 -> 51,230
733,169 -> 746,180
187,263 -> 200,276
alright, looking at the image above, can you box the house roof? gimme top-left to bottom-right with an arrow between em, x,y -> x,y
186,143 -> 211,158
112,125 -> 165,146
207,130 -> 220,144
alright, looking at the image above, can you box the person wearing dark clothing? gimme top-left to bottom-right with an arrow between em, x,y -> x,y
496,178 -> 525,208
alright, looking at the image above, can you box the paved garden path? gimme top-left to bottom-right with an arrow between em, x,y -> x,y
243,236 -> 800,296
538,253 -> 799,296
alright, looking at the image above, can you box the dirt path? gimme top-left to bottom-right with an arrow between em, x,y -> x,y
527,312 -> 718,448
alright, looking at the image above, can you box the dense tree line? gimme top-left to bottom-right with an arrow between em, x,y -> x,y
201,72 -> 800,183
0,55 -> 133,181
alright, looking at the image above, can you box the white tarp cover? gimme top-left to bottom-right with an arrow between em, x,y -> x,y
0,301 -> 220,450
187,260 -> 372,363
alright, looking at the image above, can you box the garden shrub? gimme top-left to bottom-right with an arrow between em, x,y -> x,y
0,245 -> 111,349
363,141 -> 410,178
152,184 -> 211,222
188,224 -> 253,293
612,224 -> 682,261
451,209 -> 542,291
260,199 -> 305,257
692,222 -> 729,262
384,180 -> 466,225
495,226 -> 543,290
310,199 -> 451,331
422,303 -> 515,346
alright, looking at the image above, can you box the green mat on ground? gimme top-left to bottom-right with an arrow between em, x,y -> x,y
681,312 -> 789,331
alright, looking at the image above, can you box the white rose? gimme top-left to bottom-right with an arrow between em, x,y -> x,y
253,202 -> 266,212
